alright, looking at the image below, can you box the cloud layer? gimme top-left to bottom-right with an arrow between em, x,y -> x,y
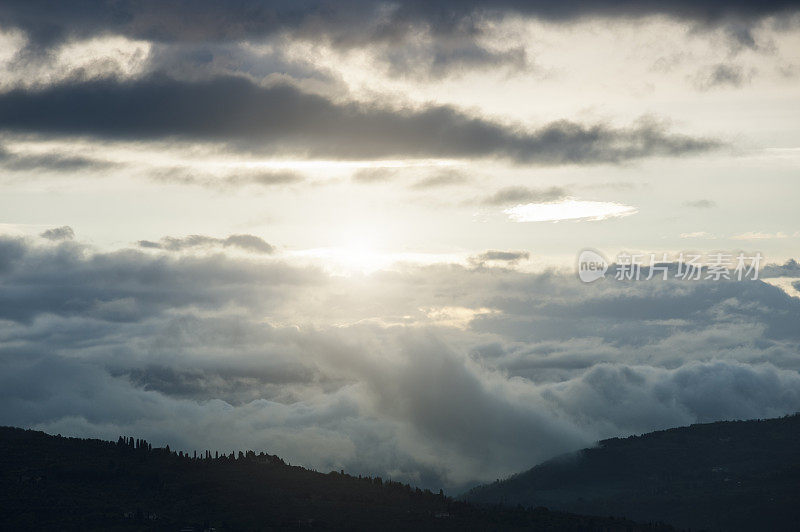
2,1 -> 795,52
0,76 -> 721,163
1,234 -> 799,490
138,233 -> 274,253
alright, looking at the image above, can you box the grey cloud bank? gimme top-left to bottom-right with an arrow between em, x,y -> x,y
1,235 -> 799,490
40,226 -> 75,241
138,234 -> 275,254
0,77 -> 720,164
0,144 -> 116,172
1,1 -> 795,51
482,186 -> 568,205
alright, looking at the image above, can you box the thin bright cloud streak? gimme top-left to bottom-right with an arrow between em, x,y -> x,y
504,198 -> 638,223
732,231 -> 792,240
680,231 -> 716,239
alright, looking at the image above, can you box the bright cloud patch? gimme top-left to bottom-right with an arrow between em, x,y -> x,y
680,231 -> 716,239
504,199 -> 638,223
732,231 -> 792,240
761,277 -> 800,299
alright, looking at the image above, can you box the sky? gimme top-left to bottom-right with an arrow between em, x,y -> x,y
0,1 -> 799,491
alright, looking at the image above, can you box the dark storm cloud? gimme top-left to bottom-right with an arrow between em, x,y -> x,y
0,1 -> 795,52
40,226 -> 75,241
0,76 -> 722,164
0,1 -> 790,82
481,185 -> 567,205
138,233 -> 274,253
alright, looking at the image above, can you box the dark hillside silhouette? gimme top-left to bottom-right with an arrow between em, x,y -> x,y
466,414 -> 800,531
0,427 -> 674,531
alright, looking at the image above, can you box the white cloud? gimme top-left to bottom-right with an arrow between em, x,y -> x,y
680,231 -> 716,239
504,199 -> 637,222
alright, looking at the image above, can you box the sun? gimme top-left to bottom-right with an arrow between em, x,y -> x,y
287,228 -> 393,275
334,232 -> 390,274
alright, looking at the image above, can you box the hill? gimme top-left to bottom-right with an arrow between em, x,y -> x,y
0,426 -> 674,531
465,414 -> 800,531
